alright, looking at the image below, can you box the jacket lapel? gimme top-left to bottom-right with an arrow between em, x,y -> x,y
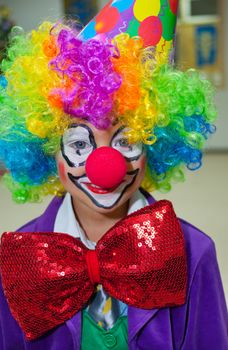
128,306 -> 159,341
34,196 -> 65,231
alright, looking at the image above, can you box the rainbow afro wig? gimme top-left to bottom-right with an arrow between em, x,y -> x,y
0,15 -> 217,203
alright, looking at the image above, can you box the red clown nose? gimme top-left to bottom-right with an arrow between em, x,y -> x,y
85,147 -> 127,189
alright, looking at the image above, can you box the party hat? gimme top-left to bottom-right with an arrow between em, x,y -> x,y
80,0 -> 179,63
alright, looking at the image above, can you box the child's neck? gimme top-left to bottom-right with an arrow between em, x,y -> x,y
71,197 -> 129,243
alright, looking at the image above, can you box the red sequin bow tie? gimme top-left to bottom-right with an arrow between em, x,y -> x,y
0,200 -> 187,340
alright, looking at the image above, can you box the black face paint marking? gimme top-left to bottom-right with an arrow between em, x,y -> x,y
124,149 -> 145,162
61,123 -> 97,168
61,138 -> 75,167
67,169 -> 139,209
111,126 -> 125,141
110,127 -> 144,162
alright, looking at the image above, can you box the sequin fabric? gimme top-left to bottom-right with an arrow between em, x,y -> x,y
0,200 -> 187,341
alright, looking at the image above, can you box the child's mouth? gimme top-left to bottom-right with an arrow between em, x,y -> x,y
82,182 -> 121,194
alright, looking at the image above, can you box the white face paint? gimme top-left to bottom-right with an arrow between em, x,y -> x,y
61,125 -> 96,167
111,128 -> 143,161
59,123 -> 145,210
68,170 -> 139,209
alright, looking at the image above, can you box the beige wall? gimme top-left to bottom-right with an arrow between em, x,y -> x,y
1,0 -> 63,31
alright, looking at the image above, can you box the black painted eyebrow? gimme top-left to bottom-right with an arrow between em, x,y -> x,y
65,124 -> 97,147
68,123 -> 93,133
110,126 -> 126,146
110,126 -> 144,162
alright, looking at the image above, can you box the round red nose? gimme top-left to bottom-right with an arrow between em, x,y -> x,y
85,147 -> 127,189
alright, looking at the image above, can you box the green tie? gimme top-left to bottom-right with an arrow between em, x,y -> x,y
81,309 -> 128,350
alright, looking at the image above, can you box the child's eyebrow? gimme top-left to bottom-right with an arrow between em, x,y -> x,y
110,126 -> 126,142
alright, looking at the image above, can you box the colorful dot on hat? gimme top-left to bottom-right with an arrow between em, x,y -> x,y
169,0 -> 178,15
138,16 -> 162,47
127,18 -> 140,37
134,0 -> 160,22
95,5 -> 120,33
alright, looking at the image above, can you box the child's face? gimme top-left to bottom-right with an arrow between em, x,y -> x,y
56,120 -> 146,213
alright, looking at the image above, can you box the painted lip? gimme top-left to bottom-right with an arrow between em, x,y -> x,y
82,182 -> 122,194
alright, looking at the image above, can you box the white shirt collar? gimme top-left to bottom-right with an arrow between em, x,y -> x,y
54,190 -> 148,250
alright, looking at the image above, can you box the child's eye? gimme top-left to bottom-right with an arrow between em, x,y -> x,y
61,125 -> 95,167
115,138 -> 132,149
73,141 -> 88,150
112,132 -> 143,160
69,140 -> 92,156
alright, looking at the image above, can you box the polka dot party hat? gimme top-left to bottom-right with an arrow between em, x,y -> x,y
80,0 -> 179,64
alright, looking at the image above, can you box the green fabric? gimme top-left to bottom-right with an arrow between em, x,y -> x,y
81,310 -> 128,349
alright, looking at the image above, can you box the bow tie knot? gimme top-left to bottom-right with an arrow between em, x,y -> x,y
86,250 -> 101,284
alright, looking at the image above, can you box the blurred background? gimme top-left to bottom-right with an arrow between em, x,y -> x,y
0,0 -> 227,301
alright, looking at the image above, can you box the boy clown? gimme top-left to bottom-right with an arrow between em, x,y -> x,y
0,0 -> 227,349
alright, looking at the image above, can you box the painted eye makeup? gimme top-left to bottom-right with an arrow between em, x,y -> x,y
61,124 -> 96,167
111,127 -> 143,161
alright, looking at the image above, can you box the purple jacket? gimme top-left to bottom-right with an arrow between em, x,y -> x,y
0,191 -> 228,350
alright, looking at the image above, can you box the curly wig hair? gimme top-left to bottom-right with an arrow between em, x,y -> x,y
0,21 -> 216,203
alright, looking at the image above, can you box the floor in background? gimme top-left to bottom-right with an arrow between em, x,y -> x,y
0,153 -> 228,301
